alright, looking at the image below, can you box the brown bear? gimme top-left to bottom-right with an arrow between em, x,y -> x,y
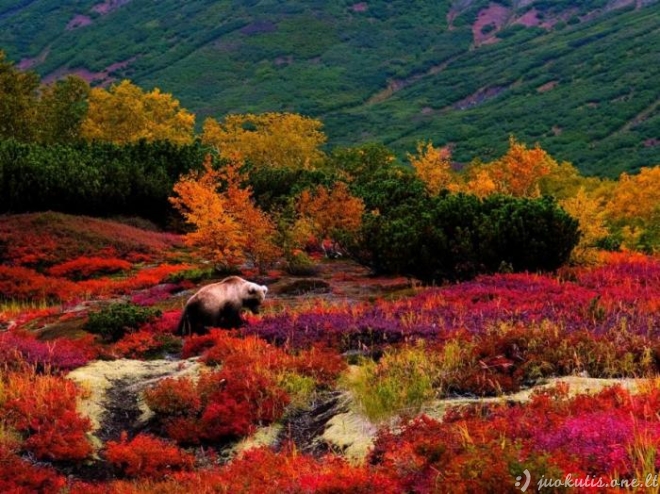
175,276 -> 268,336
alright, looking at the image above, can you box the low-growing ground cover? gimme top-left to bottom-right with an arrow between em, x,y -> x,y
1,213 -> 660,492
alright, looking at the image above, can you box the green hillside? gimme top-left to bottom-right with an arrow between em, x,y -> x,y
1,0 -> 660,175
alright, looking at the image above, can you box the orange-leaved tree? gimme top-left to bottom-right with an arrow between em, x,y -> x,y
202,112 -> 326,171
81,80 -> 195,145
222,160 -> 282,270
408,141 -> 459,195
463,137 -> 557,198
295,182 -> 365,256
170,155 -> 280,272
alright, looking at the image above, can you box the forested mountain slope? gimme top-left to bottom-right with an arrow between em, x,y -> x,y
1,0 -> 659,175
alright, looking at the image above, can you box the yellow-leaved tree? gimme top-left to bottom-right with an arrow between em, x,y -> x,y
81,80 -> 195,145
170,156 -> 280,272
202,112 -> 326,170
560,188 -> 609,265
408,141 -> 459,195
604,166 -> 660,252
295,182 -> 365,256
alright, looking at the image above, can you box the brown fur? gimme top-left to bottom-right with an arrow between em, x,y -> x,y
176,276 -> 268,336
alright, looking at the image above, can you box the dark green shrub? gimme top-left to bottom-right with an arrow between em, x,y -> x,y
350,167 -> 428,212
165,267 -> 216,284
0,139 -> 207,226
284,252 -> 320,276
353,192 -> 579,283
84,303 -> 161,342
477,195 -> 581,273
247,166 -> 337,213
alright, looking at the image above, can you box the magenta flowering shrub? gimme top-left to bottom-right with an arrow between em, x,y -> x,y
529,410 -> 643,475
130,283 -> 186,306
248,257 -> 660,351
0,331 -> 97,372
369,384 -> 660,492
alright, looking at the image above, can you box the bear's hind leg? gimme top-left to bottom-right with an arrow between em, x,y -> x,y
218,305 -> 244,329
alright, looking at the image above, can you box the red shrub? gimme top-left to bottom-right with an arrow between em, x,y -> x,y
105,432 -> 195,478
137,309 -> 182,334
181,332 -> 221,358
0,212 -> 182,267
68,447 -> 402,493
143,377 -> 202,417
286,345 -> 347,387
219,365 -> 290,424
145,366 -> 289,445
199,332 -> 346,387
111,331 -> 180,359
163,416 -> 206,446
199,399 -> 254,440
180,366 -> 290,444
47,256 -> 132,280
297,456 -> 401,494
0,265 -> 79,302
0,451 -> 67,494
76,264 -> 193,298
2,370 -> 93,461
206,446 -> 402,494
115,264 -> 193,293
23,409 -> 95,462
201,331 -> 281,367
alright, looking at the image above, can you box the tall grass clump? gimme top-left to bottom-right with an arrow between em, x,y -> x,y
345,342 -> 440,421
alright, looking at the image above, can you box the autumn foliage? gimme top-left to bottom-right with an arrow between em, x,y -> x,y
105,432 -> 195,478
463,136 -> 557,197
202,112 -> 326,170
295,182 -> 365,255
145,366 -> 289,444
5,50 -> 660,493
47,256 -> 132,280
1,367 -> 93,462
170,156 -> 280,271
81,80 -> 195,145
408,141 -> 458,195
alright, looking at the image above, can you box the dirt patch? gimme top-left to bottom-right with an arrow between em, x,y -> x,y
273,278 -> 331,296
323,409 -> 377,462
43,57 -> 135,86
423,375 -> 646,421
274,56 -> 294,66
278,391 -> 349,456
472,3 -> 511,46
18,47 -> 50,70
91,0 -> 132,16
240,20 -> 277,36
66,14 -> 92,30
537,80 -> 558,93
451,85 -> 507,110
367,58 -> 454,105
514,8 -> 541,28
67,358 -> 201,436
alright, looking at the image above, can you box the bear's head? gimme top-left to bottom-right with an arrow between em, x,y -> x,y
244,282 -> 268,313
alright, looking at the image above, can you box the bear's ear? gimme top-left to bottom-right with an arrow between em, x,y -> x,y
262,286 -> 268,294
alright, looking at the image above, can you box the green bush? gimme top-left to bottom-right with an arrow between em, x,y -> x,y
84,303 -> 161,342
0,139 -> 207,226
353,190 -> 580,283
284,252 -> 320,276
165,267 -> 216,284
